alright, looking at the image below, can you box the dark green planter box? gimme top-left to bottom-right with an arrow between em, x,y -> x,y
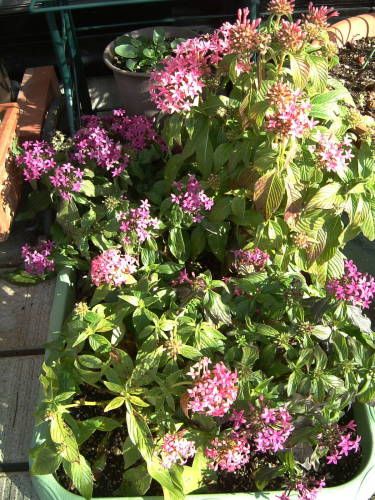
30,271 -> 375,499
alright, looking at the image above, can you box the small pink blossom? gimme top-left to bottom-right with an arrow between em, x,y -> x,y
187,358 -> 238,417
322,419 -> 361,465
21,240 -> 55,275
296,478 -> 326,500
267,0 -> 295,16
160,430 -> 196,468
17,140 -> 56,182
171,174 -> 214,222
303,2 -> 339,28
49,162 -> 84,200
327,260 -> 375,309
276,19 -> 306,52
90,249 -> 137,287
109,111 -> 165,151
117,199 -> 159,244
232,248 -> 269,273
310,133 -> 353,173
205,431 -> 251,472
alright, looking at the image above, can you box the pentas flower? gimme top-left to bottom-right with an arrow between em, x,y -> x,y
266,82 -> 315,138
90,249 -> 137,287
310,133 -> 353,174
205,431 -> 251,472
49,162 -> 84,201
229,399 -> 294,453
73,125 -> 129,177
326,260 -> 375,309
187,357 -> 238,417
232,248 -> 269,273
109,110 -> 165,151
17,140 -> 56,182
160,430 -> 196,468
296,477 -> 326,500
171,174 -> 214,222
267,0 -> 295,16
116,199 -> 159,244
303,2 -> 339,29
21,240 -> 55,275
149,50 -> 208,114
319,420 -> 361,465
276,19 -> 306,52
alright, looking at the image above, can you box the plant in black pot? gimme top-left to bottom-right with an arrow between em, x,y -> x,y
104,26 -> 194,115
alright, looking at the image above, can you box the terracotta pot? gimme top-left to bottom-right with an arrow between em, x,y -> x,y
103,26 -> 198,116
328,13 -> 375,48
0,102 -> 21,241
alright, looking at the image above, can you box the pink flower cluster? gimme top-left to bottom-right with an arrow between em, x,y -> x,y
267,0 -> 295,16
296,478 -> 326,500
17,140 -> 56,182
230,401 -> 294,454
116,199 -> 159,244
322,420 -> 361,465
160,430 -> 196,468
303,2 -> 338,29
310,133 -> 353,173
149,8 -> 263,113
109,109 -> 165,151
276,20 -> 306,52
187,358 -> 238,417
232,248 -> 269,273
267,82 -> 316,137
326,260 -> 375,309
21,240 -> 55,275
49,162 -> 84,201
90,249 -> 137,287
205,431 -> 251,472
171,174 -> 214,222
73,125 -> 129,177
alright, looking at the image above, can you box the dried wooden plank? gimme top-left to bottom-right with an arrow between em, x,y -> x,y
0,355 -> 43,464
0,472 -> 37,500
0,278 -> 55,351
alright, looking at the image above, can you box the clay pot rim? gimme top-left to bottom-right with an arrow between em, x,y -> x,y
328,13 -> 375,47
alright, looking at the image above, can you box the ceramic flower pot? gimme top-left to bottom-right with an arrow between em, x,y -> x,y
328,13 -> 375,48
30,271 -> 375,500
0,102 -> 21,241
103,26 -> 197,116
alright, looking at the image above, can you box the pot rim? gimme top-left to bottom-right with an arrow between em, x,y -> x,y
103,25 -> 200,78
328,12 -> 375,47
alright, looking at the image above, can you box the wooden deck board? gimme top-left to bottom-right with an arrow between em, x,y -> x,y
0,355 -> 43,464
0,278 -> 55,351
0,472 -> 37,500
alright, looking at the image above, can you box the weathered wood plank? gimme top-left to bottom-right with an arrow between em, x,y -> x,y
0,472 -> 37,500
0,278 -> 55,351
0,355 -> 43,464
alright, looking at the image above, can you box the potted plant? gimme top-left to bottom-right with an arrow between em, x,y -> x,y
16,2 -> 375,499
103,26 -> 196,115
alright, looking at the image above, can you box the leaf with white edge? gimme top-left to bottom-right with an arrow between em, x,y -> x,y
203,290 -> 231,325
347,305 -> 372,333
311,325 -> 331,340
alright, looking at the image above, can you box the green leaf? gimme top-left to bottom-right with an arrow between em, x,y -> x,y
104,396 -> 126,412
115,44 -> 138,58
194,117 -> 213,177
126,407 -> 153,461
214,143 -> 233,170
116,464 -> 151,496
131,347 -> 164,386
306,53 -> 328,93
289,53 -> 309,88
179,345 -> 202,360
168,227 -> 187,261
30,443 -> 61,475
190,225 -> 206,258
203,290 -> 231,325
206,222 -> 229,262
254,170 -> 285,219
80,180 -> 96,197
64,454 -> 93,500
123,436 -> 142,470
153,28 -> 165,44
347,305 -> 372,333
147,457 -> 184,499
311,325 -> 331,340
306,182 -> 342,211
78,355 -> 102,370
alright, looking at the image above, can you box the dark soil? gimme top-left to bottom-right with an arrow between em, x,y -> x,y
331,37 -> 375,119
